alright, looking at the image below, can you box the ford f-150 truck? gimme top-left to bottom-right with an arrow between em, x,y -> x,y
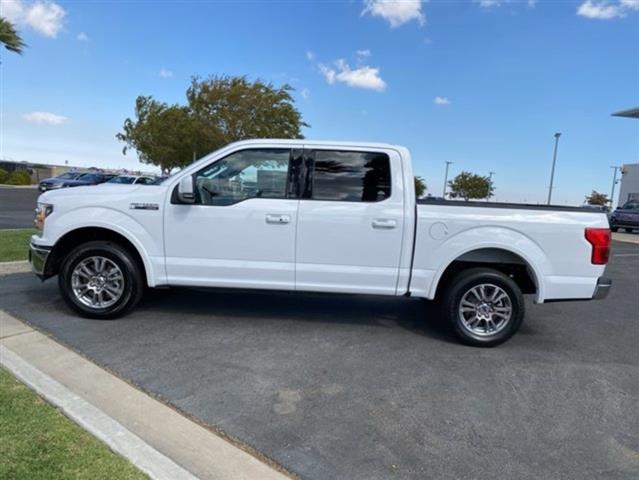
29,140 -> 612,346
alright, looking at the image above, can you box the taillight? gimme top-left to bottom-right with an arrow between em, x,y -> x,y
585,228 -> 611,265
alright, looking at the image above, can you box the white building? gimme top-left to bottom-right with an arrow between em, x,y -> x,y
618,163 -> 639,205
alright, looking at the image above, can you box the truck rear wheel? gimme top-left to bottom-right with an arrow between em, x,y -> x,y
58,241 -> 144,319
442,268 -> 524,347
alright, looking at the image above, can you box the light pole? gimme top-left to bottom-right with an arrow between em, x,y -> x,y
488,171 -> 495,200
547,132 -> 561,205
443,161 -> 454,199
610,166 -> 621,209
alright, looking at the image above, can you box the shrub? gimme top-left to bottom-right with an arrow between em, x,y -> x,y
0,168 -> 8,183
6,170 -> 32,185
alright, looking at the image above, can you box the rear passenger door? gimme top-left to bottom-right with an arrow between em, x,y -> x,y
295,148 -> 405,295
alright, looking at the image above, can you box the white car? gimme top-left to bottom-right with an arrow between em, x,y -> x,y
30,140 -> 612,346
106,175 -> 158,185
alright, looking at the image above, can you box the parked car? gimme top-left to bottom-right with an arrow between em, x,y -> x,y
38,171 -> 84,192
610,201 -> 639,232
106,175 -> 158,185
29,140 -> 612,347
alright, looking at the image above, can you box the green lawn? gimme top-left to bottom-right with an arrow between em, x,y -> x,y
0,368 -> 147,480
0,229 -> 36,262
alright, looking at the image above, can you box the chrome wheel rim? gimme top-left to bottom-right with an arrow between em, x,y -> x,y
71,256 -> 124,309
458,283 -> 512,337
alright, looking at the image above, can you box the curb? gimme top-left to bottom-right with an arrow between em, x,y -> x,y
0,261 -> 30,276
1,344 -> 198,480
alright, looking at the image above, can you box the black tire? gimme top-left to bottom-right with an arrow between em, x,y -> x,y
58,241 -> 144,319
624,228 -> 633,233
441,268 -> 525,347
611,227 -> 618,232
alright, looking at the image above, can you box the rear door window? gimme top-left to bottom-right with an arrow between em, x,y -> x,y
310,150 -> 391,202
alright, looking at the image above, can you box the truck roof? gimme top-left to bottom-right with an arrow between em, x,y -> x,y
224,138 -> 406,151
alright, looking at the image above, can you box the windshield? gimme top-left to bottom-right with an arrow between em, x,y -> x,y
57,172 -> 81,180
621,202 -> 639,210
108,176 -> 136,184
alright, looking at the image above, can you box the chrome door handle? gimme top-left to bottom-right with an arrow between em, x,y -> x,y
266,214 -> 291,224
372,219 -> 397,229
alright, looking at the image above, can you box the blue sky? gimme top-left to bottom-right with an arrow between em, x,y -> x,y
1,0 -> 638,204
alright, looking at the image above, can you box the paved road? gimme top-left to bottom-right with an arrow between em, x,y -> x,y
0,186 -> 39,229
1,242 -> 638,480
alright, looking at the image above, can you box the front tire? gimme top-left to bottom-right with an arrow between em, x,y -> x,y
442,268 -> 525,347
58,241 -> 144,319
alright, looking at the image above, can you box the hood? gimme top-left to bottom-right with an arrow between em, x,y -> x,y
39,184 -> 145,203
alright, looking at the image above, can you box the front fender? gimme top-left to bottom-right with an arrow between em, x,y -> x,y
40,206 -> 164,287
425,226 -> 549,302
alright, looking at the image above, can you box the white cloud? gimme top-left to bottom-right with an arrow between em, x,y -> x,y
356,49 -> 371,59
306,50 -> 315,61
1,0 -> 66,38
527,0 -> 538,7
23,111 -> 68,125
300,88 -> 310,100
319,58 -> 386,92
577,1 -> 624,19
361,0 -> 425,27
434,96 -> 451,105
620,0 -> 639,9
475,0 -> 501,7
77,32 -> 88,41
159,68 -> 173,78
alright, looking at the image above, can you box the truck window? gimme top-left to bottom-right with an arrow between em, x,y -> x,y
311,150 -> 391,202
194,149 -> 290,206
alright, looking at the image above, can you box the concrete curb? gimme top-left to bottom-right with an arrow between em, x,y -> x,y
0,261 -> 31,276
0,311 -> 292,480
1,344 -> 198,480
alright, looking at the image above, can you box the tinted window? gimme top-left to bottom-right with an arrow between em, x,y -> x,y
136,177 -> 156,185
311,150 -> 391,202
58,172 -> 79,180
194,149 -> 290,206
108,176 -> 136,184
622,202 -> 639,210
78,173 -> 100,182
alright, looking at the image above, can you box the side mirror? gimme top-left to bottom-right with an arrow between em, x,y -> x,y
177,175 -> 195,204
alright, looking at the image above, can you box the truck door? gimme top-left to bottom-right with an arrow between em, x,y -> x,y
164,148 -> 301,290
295,148 -> 405,295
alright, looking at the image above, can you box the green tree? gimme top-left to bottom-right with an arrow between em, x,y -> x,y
414,176 -> 427,198
117,75 -> 308,173
585,190 -> 609,206
448,171 -> 494,201
0,18 -> 26,55
6,170 -> 31,185
0,168 -> 8,184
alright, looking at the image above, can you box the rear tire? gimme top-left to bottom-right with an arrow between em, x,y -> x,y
58,241 -> 144,319
441,268 -> 525,347
624,228 -> 633,233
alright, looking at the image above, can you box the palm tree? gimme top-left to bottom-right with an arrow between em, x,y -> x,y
0,17 -> 26,55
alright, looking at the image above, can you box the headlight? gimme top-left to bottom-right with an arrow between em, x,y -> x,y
34,203 -> 54,231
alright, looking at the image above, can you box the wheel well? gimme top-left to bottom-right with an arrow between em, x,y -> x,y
44,227 -> 147,284
435,248 -> 537,298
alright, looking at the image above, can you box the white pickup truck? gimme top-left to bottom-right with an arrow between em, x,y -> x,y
30,140 -> 612,346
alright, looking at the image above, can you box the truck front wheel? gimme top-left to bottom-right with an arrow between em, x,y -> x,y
58,241 -> 144,319
442,268 -> 525,347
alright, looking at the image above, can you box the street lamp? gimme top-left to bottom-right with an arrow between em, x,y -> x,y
443,161 -> 454,199
547,132 -> 561,205
610,166 -> 621,209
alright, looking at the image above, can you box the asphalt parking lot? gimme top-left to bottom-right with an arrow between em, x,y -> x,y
0,186 -> 39,229
1,242 -> 638,480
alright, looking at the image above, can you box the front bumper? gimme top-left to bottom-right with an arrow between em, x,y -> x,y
29,241 -> 51,278
592,277 -> 612,300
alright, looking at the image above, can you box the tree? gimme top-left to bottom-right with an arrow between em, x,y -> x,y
585,190 -> 609,206
414,176 -> 427,198
117,75 -> 308,173
448,171 -> 494,201
6,170 -> 31,185
0,18 -> 26,55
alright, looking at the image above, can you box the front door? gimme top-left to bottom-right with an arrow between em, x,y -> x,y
164,148 -> 300,290
295,148 -> 405,295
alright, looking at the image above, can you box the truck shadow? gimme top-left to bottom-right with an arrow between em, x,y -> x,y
139,286 -> 457,344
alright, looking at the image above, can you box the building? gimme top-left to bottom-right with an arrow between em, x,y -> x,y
611,107 -> 639,206
0,160 -> 77,184
618,163 -> 639,205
